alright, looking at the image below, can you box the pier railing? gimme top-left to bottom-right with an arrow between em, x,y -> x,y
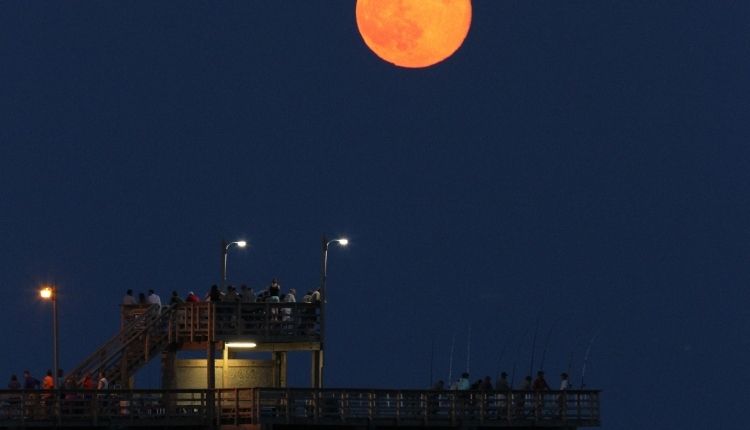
123,302 -> 322,345
0,388 -> 600,428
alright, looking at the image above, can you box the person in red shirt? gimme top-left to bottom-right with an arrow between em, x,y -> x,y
42,370 -> 54,390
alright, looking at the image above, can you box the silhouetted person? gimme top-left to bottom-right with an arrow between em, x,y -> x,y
480,376 -> 493,390
207,285 -> 223,302
240,285 -> 255,303
23,370 -> 40,390
559,372 -> 570,390
532,371 -> 550,391
225,285 -> 240,302
122,289 -> 136,305
495,372 -> 510,390
7,374 -> 20,390
170,290 -> 184,305
457,372 -> 470,390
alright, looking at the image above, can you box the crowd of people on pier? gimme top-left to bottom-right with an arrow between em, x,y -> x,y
121,279 -> 322,307
433,370 -> 570,392
7,369 -> 110,392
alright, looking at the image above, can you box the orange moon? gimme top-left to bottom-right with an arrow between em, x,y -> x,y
356,0 -> 472,68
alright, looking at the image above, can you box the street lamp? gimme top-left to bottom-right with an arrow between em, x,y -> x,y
321,237 -> 348,290
221,239 -> 248,290
318,235 -> 349,387
39,285 -> 59,390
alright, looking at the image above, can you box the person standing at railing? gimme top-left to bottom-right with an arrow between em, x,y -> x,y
225,285 -> 241,302
310,288 -> 321,303
169,291 -> 184,305
40,370 -> 55,417
268,279 -> 281,302
282,289 -> 296,328
515,376 -> 531,418
240,285 -> 256,303
186,291 -> 200,303
23,370 -> 40,390
122,289 -> 136,305
532,371 -> 550,419
6,374 -> 21,418
495,372 -> 510,419
206,285 -> 223,302
8,374 -> 20,390
559,372 -> 570,390
456,372 -> 470,390
97,371 -> 109,391
81,372 -> 95,390
557,372 -> 570,418
147,289 -> 161,308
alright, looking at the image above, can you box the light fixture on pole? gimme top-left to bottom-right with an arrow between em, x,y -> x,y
221,239 -> 248,290
318,235 -> 349,387
39,285 -> 59,390
322,237 -> 348,288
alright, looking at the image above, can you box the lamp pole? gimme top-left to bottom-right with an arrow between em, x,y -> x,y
221,239 -> 248,290
210,238 -> 246,423
40,286 -> 59,389
318,235 -> 348,387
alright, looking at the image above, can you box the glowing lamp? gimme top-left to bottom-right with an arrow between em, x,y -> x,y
40,287 -> 54,300
225,342 -> 257,348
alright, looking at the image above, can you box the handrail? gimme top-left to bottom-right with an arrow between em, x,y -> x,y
65,305 -> 175,384
0,388 -> 601,428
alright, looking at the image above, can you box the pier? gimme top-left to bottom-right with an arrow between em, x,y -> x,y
3,302 -> 601,429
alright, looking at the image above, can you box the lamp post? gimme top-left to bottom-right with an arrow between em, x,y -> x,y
210,238 -> 247,420
318,235 -> 348,387
39,285 -> 59,390
221,239 -> 247,290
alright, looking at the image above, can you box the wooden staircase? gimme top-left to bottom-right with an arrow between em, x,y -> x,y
65,304 -> 176,386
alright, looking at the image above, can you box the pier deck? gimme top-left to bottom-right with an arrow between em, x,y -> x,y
0,388 -> 600,429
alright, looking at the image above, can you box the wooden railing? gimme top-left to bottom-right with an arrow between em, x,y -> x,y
65,303 -> 322,392
0,388 -> 600,428
131,302 -> 322,344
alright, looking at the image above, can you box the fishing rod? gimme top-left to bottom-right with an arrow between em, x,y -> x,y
466,323 -> 472,374
539,315 -> 563,372
510,324 -> 531,388
495,338 -> 510,381
528,316 -> 540,377
429,338 -> 434,387
580,329 -> 601,388
447,333 -> 456,384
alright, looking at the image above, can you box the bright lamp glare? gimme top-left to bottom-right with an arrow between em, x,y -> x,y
337,239 -> 349,246
236,241 -> 247,248
40,287 -> 53,299
226,342 -> 256,348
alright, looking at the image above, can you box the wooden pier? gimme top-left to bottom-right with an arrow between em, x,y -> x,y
5,302 -> 601,428
0,387 -> 600,429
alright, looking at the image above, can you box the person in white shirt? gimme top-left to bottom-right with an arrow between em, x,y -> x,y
147,289 -> 161,307
97,371 -> 109,390
559,372 -> 570,390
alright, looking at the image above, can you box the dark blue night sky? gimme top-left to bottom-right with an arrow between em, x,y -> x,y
2,1 -> 749,429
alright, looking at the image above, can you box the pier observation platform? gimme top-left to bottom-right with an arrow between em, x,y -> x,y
4,302 -> 601,429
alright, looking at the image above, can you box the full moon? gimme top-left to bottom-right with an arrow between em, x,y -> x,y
356,0 -> 472,68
